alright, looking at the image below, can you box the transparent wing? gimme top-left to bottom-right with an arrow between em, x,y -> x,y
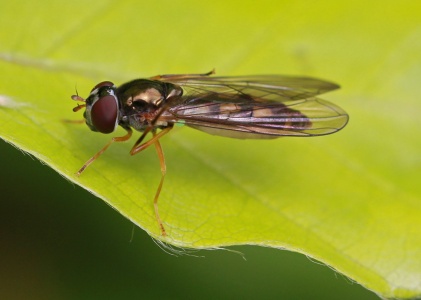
153,74 -> 347,139
160,94 -> 348,139
157,74 -> 340,101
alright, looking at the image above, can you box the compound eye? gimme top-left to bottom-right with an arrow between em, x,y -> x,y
91,81 -> 114,92
91,95 -> 118,133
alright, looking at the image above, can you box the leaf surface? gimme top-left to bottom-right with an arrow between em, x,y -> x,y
1,1 -> 421,298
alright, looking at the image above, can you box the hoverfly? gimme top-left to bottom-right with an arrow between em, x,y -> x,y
71,70 -> 348,236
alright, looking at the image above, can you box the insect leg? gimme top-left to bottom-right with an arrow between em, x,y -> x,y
76,127 -> 133,176
129,126 -> 172,155
129,126 -> 173,236
149,69 -> 215,81
62,119 -> 85,124
153,134 -> 167,236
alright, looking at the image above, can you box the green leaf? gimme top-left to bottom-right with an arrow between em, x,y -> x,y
1,1 -> 420,298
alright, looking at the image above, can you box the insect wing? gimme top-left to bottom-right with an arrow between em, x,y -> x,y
157,75 -> 340,100
164,97 -> 347,138
158,76 -> 348,138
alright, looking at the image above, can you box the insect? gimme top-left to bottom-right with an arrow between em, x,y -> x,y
71,70 -> 348,236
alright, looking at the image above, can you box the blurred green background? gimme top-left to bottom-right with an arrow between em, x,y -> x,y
0,139 -> 378,299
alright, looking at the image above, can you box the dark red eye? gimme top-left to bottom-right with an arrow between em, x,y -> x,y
91,81 -> 114,92
91,95 -> 118,133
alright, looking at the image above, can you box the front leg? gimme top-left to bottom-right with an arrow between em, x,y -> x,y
77,127 -> 133,176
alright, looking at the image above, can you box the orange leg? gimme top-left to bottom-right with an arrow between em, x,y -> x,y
130,126 -> 173,155
152,137 -> 167,236
62,119 -> 85,124
76,127 -> 133,176
130,127 -> 173,236
149,69 -> 215,81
